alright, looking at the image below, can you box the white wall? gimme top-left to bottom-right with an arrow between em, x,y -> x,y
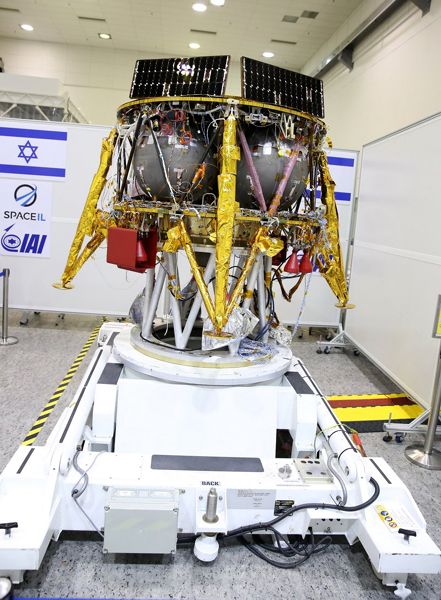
0,37 -> 241,126
321,0 -> 441,149
0,37 -> 162,124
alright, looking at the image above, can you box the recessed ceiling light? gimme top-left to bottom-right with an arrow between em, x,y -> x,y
192,3 -> 207,11
271,38 -> 297,46
98,32 -> 111,40
190,28 -> 217,34
189,42 -> 200,49
301,10 -> 319,19
282,14 -> 298,23
262,51 -> 274,58
210,0 -> 225,6
20,23 -> 34,31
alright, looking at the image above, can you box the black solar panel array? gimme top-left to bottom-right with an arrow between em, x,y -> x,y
130,55 -> 230,99
241,57 -> 324,118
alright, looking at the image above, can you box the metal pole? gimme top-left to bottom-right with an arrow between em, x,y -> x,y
405,342 -> 441,469
0,269 -> 18,346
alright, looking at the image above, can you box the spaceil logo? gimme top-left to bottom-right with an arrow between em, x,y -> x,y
15,183 -> 37,207
3,184 -> 46,221
1,223 -> 47,254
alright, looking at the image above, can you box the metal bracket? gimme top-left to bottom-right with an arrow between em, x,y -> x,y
410,0 -> 431,15
384,409 -> 441,436
337,47 -> 354,71
316,324 -> 359,355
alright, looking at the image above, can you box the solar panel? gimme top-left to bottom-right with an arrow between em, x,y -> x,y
241,57 -> 324,118
130,55 -> 230,99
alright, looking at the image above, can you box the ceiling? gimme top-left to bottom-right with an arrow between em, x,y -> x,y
0,0 -> 364,70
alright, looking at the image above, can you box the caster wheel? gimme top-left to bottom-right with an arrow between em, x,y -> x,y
33,311 -> 41,315
0,577 -> 12,600
395,434 -> 404,444
353,349 -> 360,356
324,347 -> 330,355
298,333 -> 304,340
325,333 -> 333,341
19,319 -> 29,326
316,348 -> 323,354
383,434 -> 393,443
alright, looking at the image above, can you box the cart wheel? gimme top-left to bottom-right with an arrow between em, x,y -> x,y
324,347 -> 330,355
298,332 -> 304,340
383,434 -> 393,443
316,348 -> 323,354
0,577 -> 12,600
395,434 -> 404,444
353,349 -> 360,356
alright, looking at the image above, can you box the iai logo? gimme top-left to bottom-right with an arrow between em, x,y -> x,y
1,225 -> 21,252
15,183 -> 37,207
1,223 -> 47,255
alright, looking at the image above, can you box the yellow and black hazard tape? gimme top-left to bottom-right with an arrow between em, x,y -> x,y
22,324 -> 102,446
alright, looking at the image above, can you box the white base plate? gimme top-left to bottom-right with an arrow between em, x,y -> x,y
114,326 -> 293,386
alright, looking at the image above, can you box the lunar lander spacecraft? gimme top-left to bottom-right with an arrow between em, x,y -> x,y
0,56 -> 439,598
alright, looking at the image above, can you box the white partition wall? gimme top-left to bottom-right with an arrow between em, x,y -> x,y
345,114 -> 441,408
275,149 -> 358,327
0,118 -> 145,315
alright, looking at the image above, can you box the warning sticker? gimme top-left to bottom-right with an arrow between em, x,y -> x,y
227,489 -> 276,510
375,504 -> 417,533
274,499 -> 295,516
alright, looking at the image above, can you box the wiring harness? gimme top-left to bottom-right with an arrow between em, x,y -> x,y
221,476 -> 380,568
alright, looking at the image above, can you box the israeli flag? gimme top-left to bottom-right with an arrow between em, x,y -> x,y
0,126 -> 67,179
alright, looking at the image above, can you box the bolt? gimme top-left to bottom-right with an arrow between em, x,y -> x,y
103,486 -> 109,492
180,489 -> 186,494
199,495 -> 203,501
104,505 -> 110,511
173,508 -> 179,513
178,528 -> 183,533
219,496 -> 223,501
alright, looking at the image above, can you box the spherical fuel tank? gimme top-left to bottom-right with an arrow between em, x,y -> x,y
235,125 -> 308,211
133,113 -> 218,203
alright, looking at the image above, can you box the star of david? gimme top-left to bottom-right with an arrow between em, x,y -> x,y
17,140 -> 38,164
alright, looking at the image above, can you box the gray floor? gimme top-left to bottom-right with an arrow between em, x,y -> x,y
1,310 -> 440,599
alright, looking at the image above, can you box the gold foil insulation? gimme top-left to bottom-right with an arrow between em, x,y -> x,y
162,224 -> 182,253
226,227 -> 282,320
214,114 -> 241,330
255,231 -> 284,257
163,221 -> 217,325
55,128 -> 117,288
316,152 -> 349,306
